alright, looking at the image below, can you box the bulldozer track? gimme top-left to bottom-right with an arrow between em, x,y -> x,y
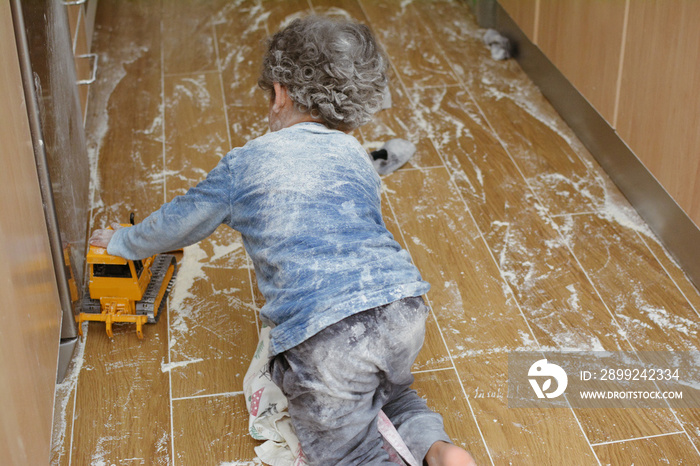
136,254 -> 177,323
79,254 -> 177,323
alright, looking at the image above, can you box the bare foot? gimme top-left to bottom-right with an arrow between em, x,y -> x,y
424,441 -> 477,466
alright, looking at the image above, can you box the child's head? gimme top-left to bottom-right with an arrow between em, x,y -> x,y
259,16 -> 388,132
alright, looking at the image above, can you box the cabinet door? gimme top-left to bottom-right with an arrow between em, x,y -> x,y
0,2 -> 63,464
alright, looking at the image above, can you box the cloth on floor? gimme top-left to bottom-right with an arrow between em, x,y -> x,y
370,139 -> 417,175
244,324 -> 305,466
243,325 -> 419,466
483,29 -> 511,61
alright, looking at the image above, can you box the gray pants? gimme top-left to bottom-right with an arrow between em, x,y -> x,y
270,296 -> 451,465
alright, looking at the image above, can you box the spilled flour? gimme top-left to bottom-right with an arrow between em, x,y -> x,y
599,189 -> 654,238
169,243 -> 209,337
211,240 -> 243,262
632,291 -> 698,338
167,237 -> 252,352
86,42 -> 150,212
479,67 -> 580,150
50,324 -> 88,463
161,358 -> 204,373
566,284 -> 580,311
220,459 -> 263,466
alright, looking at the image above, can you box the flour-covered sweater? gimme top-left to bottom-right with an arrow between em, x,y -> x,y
108,122 -> 430,355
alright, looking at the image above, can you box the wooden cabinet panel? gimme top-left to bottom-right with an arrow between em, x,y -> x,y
537,0 -> 626,124
500,0 -> 538,41
616,0 -> 700,226
0,4 -> 62,464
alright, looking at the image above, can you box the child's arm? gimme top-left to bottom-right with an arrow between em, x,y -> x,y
97,159 -> 232,260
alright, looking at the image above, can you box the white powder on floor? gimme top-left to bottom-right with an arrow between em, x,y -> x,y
566,284 -> 579,311
172,75 -> 213,109
600,189 -> 654,238
547,330 -> 606,353
161,358 -> 204,373
220,459 -> 263,466
169,243 -> 209,336
211,240 -> 243,262
517,329 -> 538,349
479,66 -> 580,150
75,3 -> 694,463
86,43 -> 150,212
633,292 -> 698,338
411,235 -> 434,254
51,324 -> 88,462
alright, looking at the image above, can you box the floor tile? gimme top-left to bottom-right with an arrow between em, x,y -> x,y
379,193 -> 452,371
560,213 -> 700,352
594,432 -> 699,465
164,71 -> 229,196
412,370 -> 490,464
214,2 -> 270,109
71,319 -> 171,465
383,168 -> 599,463
167,229 -> 259,399
359,0 -> 458,89
162,1 -> 218,75
86,0 -> 164,227
172,394 -> 260,464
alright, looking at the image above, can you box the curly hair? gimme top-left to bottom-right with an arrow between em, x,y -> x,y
259,16 -> 388,132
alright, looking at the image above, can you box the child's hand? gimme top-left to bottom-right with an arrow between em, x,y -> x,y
89,223 -> 124,248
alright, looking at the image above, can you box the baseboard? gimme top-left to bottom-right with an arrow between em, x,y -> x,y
470,0 -> 700,291
57,337 -> 78,383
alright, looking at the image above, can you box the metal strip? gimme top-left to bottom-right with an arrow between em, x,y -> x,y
76,52 -> 98,85
471,1 -> 700,290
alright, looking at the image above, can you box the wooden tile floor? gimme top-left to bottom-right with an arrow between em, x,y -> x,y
51,0 -> 700,464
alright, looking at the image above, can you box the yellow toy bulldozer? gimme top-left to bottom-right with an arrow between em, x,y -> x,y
76,219 -> 177,339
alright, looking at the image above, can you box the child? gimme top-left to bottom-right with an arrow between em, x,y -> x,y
91,15 -> 475,466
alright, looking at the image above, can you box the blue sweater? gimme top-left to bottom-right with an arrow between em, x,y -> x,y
108,122 -> 430,355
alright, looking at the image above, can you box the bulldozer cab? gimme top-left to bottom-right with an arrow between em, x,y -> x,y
86,245 -> 153,302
